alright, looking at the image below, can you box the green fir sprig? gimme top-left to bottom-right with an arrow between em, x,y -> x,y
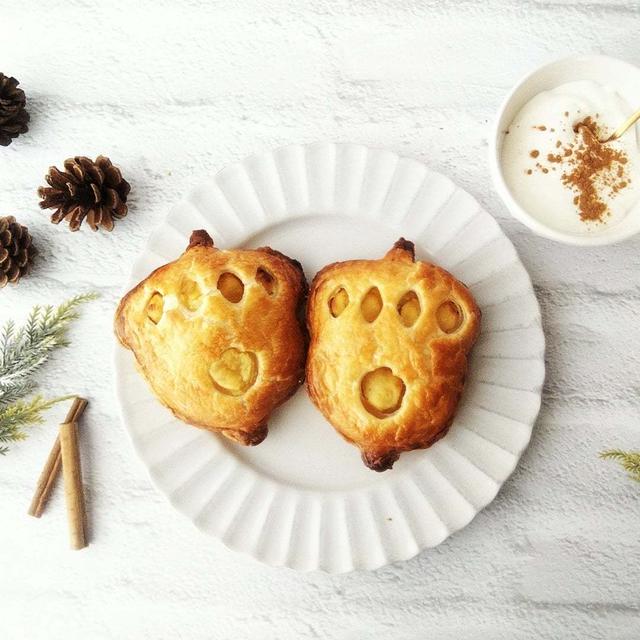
0,293 -> 96,454
600,450 -> 640,483
0,396 -> 72,455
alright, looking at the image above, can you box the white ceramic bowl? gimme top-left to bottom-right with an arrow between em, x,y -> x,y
490,54 -> 640,246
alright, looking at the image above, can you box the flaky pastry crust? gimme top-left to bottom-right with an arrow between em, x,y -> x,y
115,230 -> 307,446
306,239 -> 481,471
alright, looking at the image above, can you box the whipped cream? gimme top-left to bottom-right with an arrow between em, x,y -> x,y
501,80 -> 640,234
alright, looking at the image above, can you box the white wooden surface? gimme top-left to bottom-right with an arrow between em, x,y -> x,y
1,1 -> 639,638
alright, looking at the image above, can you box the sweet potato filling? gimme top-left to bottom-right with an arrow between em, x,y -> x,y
329,287 -> 349,317
361,287 -> 382,322
397,291 -> 420,327
436,300 -> 463,333
361,367 -> 405,418
256,267 -> 276,295
217,272 -> 244,303
145,291 -> 164,324
179,278 -> 203,311
210,348 -> 258,396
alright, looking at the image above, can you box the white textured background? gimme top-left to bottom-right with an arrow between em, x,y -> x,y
1,1 -> 639,638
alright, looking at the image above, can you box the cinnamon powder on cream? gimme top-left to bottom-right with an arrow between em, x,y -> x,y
527,115 -> 631,223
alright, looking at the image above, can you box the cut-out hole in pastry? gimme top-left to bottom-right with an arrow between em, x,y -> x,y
145,291 -> 164,324
361,367 -> 406,418
436,300 -> 463,333
179,278 -> 203,311
210,348 -> 258,396
256,267 -> 277,296
361,287 -> 383,323
329,287 -> 349,317
397,291 -> 420,327
217,272 -> 244,303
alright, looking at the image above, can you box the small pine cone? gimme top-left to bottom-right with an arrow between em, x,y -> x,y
38,155 -> 131,232
0,216 -> 37,288
0,73 -> 30,147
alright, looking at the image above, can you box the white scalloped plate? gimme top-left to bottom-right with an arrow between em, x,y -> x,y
114,143 -> 544,573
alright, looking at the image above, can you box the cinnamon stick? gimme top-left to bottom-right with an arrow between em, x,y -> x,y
27,439 -> 61,518
27,397 -> 87,518
59,412 -> 88,550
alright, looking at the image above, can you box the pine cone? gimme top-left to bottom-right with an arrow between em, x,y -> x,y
0,216 -> 37,288
0,73 -> 30,147
38,156 -> 131,232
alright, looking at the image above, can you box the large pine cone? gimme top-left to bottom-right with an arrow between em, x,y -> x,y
38,156 -> 131,232
0,216 -> 37,288
0,73 -> 30,147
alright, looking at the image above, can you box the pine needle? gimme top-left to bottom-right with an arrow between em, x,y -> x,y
0,379 -> 35,405
600,449 -> 640,483
0,293 -> 96,454
0,395 -> 71,455
0,293 -> 97,389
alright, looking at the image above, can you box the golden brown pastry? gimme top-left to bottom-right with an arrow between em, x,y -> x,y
115,230 -> 307,446
306,239 -> 480,471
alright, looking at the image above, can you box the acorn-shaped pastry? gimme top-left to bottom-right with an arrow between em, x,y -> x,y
115,230 -> 307,445
306,239 -> 481,471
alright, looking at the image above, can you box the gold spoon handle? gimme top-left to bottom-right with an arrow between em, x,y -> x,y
603,107 -> 640,143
